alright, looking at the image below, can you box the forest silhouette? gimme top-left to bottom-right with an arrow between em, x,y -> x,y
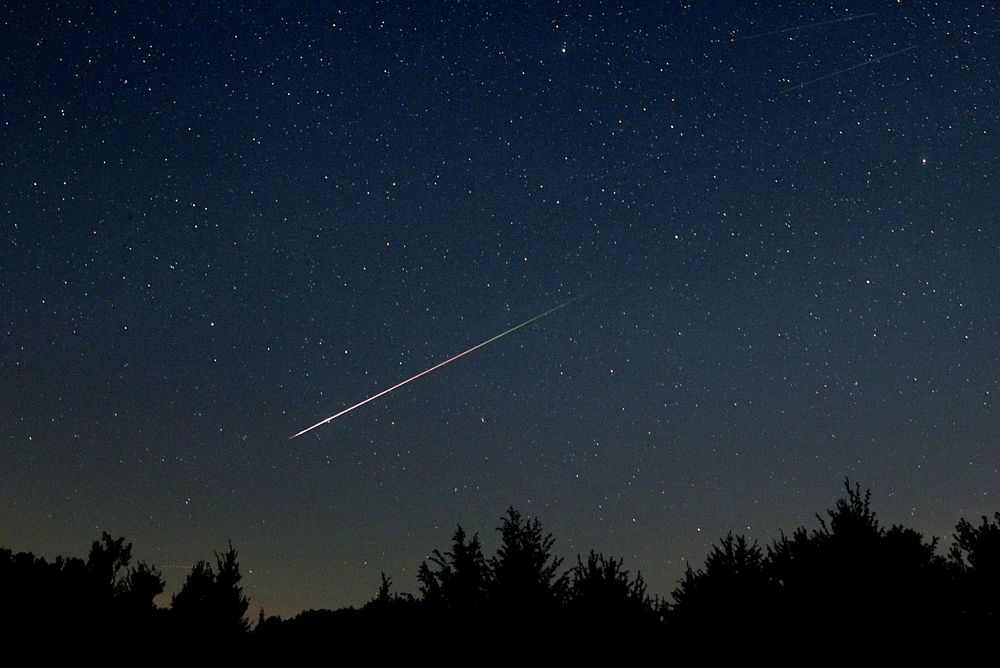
4,480 -> 999,654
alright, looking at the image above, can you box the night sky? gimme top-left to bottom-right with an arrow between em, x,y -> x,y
3,1 -> 999,617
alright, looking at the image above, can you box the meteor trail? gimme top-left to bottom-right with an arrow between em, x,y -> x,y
733,12 -> 876,41
290,294 -> 585,439
782,45 -> 916,92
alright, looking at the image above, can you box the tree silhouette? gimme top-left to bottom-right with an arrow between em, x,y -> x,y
417,525 -> 490,611
215,542 -> 250,634
84,532 -> 165,634
670,532 -> 772,640
949,511 -> 1000,621
87,532 -> 133,599
0,548 -> 86,635
9,487 -> 1000,651
489,507 -> 567,617
951,512 -> 1000,569
120,561 -> 166,613
570,551 -> 648,605
568,550 -> 657,632
375,571 -> 393,604
765,479 -> 949,647
0,533 -> 164,646
818,480 -> 882,541
365,571 -> 415,609
171,542 -> 249,638
171,560 -> 216,621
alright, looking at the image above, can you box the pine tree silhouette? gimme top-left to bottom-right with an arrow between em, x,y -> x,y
489,507 -> 567,619
418,525 -> 490,611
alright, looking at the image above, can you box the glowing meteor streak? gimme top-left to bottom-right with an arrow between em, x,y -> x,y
733,12 -> 876,41
290,295 -> 584,439
782,45 -> 916,92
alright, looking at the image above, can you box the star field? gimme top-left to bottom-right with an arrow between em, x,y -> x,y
2,1 -> 999,616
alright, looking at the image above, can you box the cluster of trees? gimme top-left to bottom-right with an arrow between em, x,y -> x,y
4,481 -> 1000,652
0,534 -> 248,647
671,482 -> 1000,646
255,507 -> 659,651
410,507 -> 655,627
0,533 -> 164,639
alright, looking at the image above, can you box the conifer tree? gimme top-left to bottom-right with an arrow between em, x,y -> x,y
489,507 -> 567,614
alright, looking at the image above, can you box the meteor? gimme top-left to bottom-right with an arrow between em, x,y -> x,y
782,45 -> 916,92
290,294 -> 584,439
733,12 -> 876,41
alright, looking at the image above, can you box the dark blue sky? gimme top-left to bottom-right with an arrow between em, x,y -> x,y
3,0 -> 998,616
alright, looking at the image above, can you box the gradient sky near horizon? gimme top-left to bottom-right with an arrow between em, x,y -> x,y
3,0 -> 999,617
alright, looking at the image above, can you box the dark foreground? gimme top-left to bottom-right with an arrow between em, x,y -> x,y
4,481 -> 998,657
